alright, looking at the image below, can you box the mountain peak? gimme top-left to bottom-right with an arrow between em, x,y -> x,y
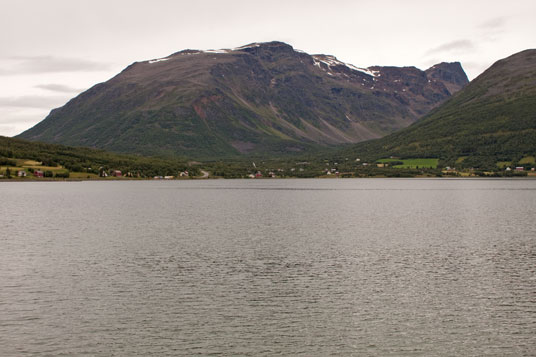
168,41 -> 295,57
425,61 -> 468,94
238,41 -> 293,50
484,48 -> 536,78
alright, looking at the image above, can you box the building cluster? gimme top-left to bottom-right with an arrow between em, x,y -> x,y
153,170 -> 189,179
505,166 -> 535,172
16,170 -> 44,177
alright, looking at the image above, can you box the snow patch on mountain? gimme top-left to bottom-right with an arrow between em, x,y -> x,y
233,43 -> 261,50
312,55 -> 379,77
203,49 -> 230,54
148,58 -> 170,64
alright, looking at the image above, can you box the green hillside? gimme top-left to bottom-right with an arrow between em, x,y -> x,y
339,49 -> 536,170
0,136 -> 195,178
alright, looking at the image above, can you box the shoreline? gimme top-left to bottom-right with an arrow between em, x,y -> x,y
1,175 -> 535,182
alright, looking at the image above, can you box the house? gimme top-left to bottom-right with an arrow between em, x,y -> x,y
255,171 -> 263,178
377,163 -> 385,168
34,170 -> 44,177
179,171 -> 189,177
443,167 -> 457,174
112,170 -> 122,177
505,167 -> 512,171
515,167 -> 524,171
17,170 -> 27,177
164,176 -> 174,179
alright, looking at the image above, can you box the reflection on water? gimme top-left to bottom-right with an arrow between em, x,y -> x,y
0,179 -> 535,356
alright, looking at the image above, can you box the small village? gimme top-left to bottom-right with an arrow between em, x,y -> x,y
2,155 -> 535,180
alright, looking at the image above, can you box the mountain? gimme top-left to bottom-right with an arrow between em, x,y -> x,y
339,49 -> 536,169
18,41 -> 467,159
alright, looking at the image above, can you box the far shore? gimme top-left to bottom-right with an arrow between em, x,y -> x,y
2,175 -> 535,182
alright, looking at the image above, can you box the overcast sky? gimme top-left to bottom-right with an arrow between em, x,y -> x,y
1,0 -> 534,137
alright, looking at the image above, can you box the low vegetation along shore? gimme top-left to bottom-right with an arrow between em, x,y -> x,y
1,135 -> 535,181
2,154 -> 534,181
0,136 -> 197,180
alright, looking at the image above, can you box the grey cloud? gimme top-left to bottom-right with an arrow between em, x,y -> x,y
0,95 -> 69,109
425,40 -> 475,56
0,56 -> 111,75
35,83 -> 84,93
479,17 -> 506,29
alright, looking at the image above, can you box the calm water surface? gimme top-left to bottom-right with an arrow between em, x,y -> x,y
1,179 -> 535,356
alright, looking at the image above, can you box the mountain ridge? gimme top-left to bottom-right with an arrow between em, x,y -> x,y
18,41 -> 468,159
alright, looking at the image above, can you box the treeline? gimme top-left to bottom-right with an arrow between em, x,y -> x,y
0,136 -> 198,177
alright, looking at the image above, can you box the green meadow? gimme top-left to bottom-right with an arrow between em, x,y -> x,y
377,158 -> 439,169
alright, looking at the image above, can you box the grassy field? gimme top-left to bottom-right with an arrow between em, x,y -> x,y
377,158 -> 439,169
11,159 -> 67,172
496,161 -> 512,168
2,158 -> 71,178
21,159 -> 40,166
377,158 -> 401,163
519,156 -> 535,165
69,172 -> 100,179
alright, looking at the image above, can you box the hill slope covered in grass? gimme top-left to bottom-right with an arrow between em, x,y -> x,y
338,49 -> 536,170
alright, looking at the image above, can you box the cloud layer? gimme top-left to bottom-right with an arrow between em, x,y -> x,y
0,56 -> 111,76
35,83 -> 84,93
425,40 -> 476,56
0,95 -> 69,109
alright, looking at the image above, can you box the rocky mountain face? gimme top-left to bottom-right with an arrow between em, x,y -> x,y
340,49 -> 536,169
19,41 -> 468,159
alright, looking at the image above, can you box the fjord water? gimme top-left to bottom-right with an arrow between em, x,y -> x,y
1,179 -> 534,356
